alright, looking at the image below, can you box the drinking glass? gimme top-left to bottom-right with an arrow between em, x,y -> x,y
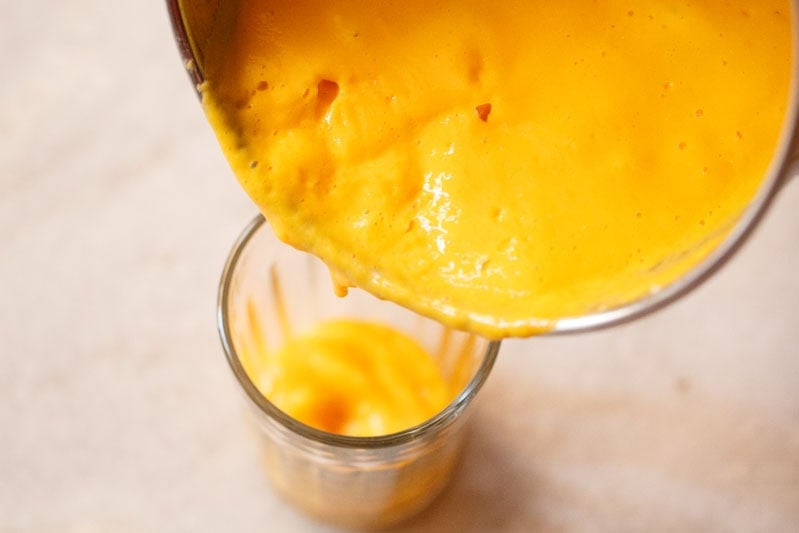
218,215 -> 500,529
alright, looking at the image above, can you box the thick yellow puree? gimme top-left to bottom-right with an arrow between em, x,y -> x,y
240,318 -> 452,436
201,1 -> 792,337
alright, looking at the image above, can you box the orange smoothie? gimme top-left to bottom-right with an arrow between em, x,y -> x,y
199,1 -> 792,338
239,317 -> 453,436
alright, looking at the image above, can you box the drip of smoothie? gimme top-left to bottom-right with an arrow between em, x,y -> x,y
200,1 -> 792,337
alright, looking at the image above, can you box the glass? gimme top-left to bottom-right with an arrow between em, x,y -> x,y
169,0 -> 798,335
217,215 -> 500,529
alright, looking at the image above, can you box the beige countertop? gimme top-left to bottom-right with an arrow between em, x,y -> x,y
2,2 -> 797,532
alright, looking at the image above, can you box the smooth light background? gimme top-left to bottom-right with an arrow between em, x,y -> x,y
1,2 -> 797,532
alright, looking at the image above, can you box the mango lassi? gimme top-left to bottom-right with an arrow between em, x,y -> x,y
199,1 -> 792,337
240,317 -> 453,436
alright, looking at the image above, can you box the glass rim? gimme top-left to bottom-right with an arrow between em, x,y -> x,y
217,214 -> 501,449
